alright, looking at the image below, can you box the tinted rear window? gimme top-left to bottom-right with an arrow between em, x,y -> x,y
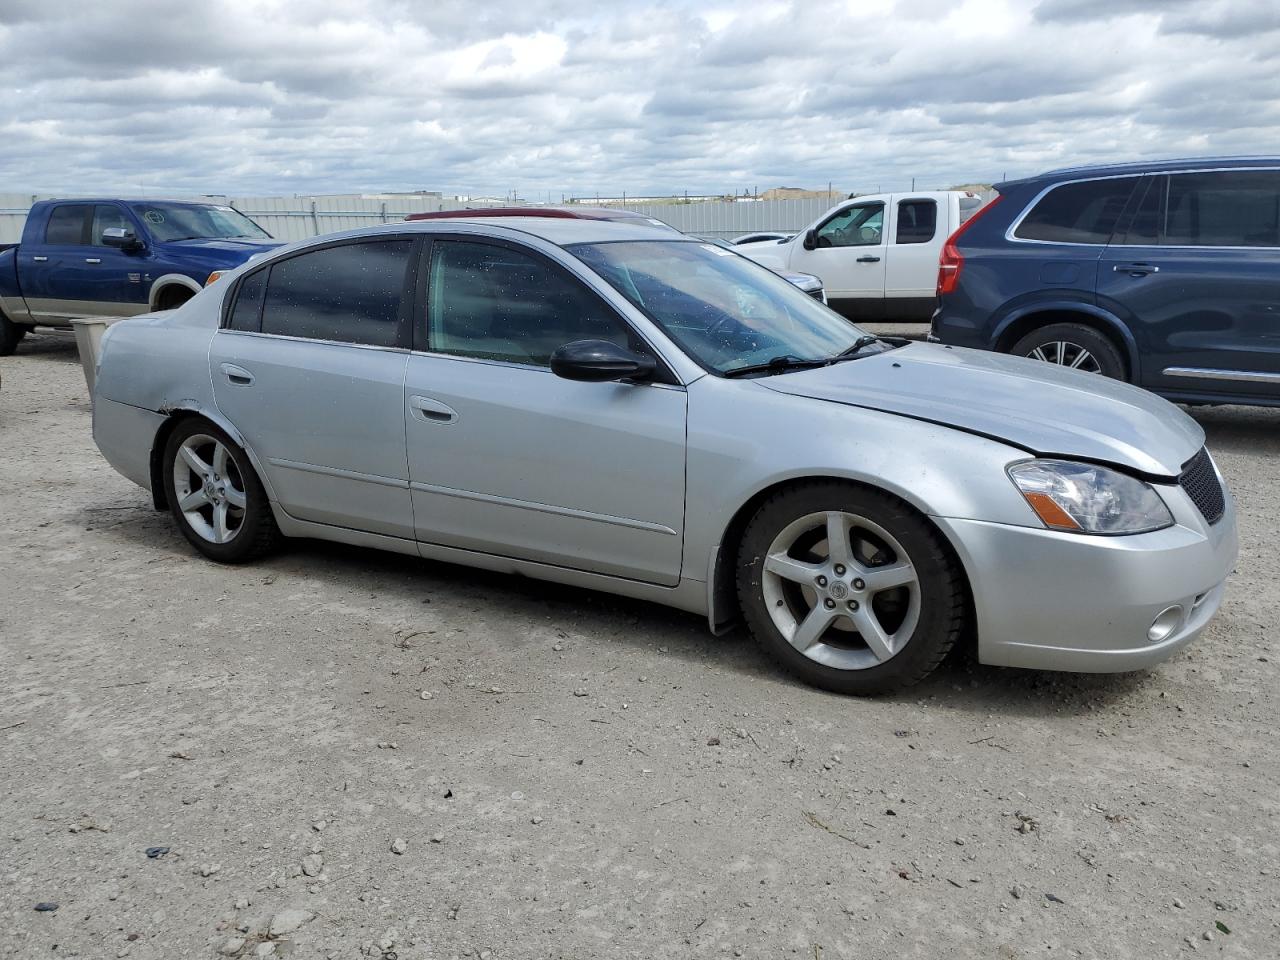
895,199 -> 937,244
1165,171 -> 1280,247
260,240 -> 413,347
45,205 -> 89,245
1014,177 -> 1140,244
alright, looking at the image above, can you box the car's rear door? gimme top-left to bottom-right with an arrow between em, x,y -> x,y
1099,169 -> 1280,399
209,236 -> 420,539
402,236 -> 687,586
18,203 -> 95,322
883,196 -> 941,320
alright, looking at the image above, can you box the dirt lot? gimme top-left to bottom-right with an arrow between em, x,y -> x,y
1,330 -> 1277,960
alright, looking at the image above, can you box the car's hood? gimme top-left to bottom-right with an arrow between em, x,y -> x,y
760,342 -> 1204,477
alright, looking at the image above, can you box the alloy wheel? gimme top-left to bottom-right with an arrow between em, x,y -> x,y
761,510 -> 920,670
172,434 -> 247,544
1025,340 -> 1102,373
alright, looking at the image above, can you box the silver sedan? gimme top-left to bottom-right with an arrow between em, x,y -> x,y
90,216 -> 1237,694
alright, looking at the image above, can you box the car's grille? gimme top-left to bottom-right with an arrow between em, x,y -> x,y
1179,447 -> 1225,524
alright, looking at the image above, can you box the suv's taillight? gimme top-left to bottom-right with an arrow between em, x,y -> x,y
937,194 -> 1003,296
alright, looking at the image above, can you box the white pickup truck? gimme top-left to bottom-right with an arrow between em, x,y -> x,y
737,190 -> 987,322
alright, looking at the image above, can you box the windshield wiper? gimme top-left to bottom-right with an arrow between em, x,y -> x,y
722,355 -> 830,378
831,334 -> 911,362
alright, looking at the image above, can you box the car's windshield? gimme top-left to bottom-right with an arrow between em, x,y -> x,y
569,240 -> 870,374
128,202 -> 271,242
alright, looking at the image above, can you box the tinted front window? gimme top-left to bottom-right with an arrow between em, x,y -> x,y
816,203 -> 884,247
1165,171 -> 1280,247
895,199 -> 937,244
1015,177 -> 1140,243
91,205 -> 131,245
261,240 -> 413,346
427,241 -> 634,366
129,202 -> 271,242
229,269 -> 267,332
45,205 -> 89,245
571,240 -> 873,374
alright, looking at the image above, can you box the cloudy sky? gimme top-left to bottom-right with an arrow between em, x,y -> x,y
0,0 -> 1276,198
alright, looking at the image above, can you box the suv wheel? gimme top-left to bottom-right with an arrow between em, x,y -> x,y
737,482 -> 965,695
1010,322 -> 1126,380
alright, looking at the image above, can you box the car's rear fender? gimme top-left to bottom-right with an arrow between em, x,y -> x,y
146,402 -> 278,511
992,299 -> 1141,380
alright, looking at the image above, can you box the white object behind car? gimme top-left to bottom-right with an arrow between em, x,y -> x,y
738,191 -> 986,321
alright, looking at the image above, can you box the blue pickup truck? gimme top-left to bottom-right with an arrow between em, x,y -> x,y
0,199 -> 281,354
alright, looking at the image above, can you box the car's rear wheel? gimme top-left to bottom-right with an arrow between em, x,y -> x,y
163,419 -> 280,563
1010,322 -> 1126,380
737,482 -> 964,695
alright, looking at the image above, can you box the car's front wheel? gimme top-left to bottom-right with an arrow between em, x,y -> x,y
737,482 -> 965,695
163,419 -> 280,563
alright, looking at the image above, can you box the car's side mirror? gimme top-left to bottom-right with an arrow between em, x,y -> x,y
802,229 -> 818,251
550,339 -> 657,383
101,227 -> 141,251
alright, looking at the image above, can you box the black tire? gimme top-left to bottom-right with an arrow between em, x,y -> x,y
163,418 -> 280,563
1009,322 -> 1126,380
737,482 -> 965,695
0,314 -> 24,356
154,286 -> 194,311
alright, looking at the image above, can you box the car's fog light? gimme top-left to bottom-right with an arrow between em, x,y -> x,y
1148,605 -> 1184,644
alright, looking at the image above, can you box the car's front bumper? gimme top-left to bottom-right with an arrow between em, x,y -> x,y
933,484 -> 1238,673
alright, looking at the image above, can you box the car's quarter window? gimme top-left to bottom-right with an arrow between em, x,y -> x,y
1013,176 -> 1141,244
815,203 -> 884,248
1164,170 -> 1280,247
259,240 -> 414,347
426,240 -> 635,366
228,268 -> 267,332
44,204 -> 90,245
91,205 -> 131,245
895,199 -> 937,244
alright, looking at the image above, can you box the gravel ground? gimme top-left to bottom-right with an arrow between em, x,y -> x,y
1,330 -> 1277,960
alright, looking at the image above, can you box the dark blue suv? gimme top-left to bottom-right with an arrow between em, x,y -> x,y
931,157 -> 1280,407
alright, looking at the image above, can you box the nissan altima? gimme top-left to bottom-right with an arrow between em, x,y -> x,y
90,213 -> 1237,695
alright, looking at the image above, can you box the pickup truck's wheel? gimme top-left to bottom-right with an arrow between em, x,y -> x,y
0,315 -> 25,355
163,419 -> 280,563
737,482 -> 964,695
154,286 -> 195,311
1010,322 -> 1126,380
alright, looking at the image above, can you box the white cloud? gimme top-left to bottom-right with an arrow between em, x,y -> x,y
0,0 -> 1273,196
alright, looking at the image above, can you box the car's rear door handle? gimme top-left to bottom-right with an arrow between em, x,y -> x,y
84,257 -> 102,264
856,255 -> 881,263
220,362 -> 254,385
1113,262 -> 1159,276
409,395 -> 458,424
32,255 -> 47,262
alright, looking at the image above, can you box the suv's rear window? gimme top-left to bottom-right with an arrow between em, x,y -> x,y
1014,177 -> 1140,244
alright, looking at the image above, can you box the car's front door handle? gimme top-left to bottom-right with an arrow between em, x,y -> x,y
409,395 -> 458,424
856,255 -> 881,263
32,255 -> 47,262
1113,262 -> 1159,276
220,362 -> 254,386
84,257 -> 102,264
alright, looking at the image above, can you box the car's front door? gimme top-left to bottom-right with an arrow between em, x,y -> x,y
1099,169 -> 1280,399
403,237 -> 688,586
64,204 -> 150,316
209,237 -> 420,539
788,201 -> 887,319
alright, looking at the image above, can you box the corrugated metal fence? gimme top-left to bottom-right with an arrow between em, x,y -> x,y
0,192 -> 853,244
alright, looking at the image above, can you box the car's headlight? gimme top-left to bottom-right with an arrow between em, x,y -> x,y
1007,459 -> 1174,535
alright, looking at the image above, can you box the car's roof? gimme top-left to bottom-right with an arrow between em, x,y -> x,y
347,216 -> 700,246
42,197 -> 235,207
1002,155 -> 1280,189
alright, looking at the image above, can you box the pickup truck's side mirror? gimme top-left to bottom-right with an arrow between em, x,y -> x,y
101,227 -> 141,251
802,229 -> 818,251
